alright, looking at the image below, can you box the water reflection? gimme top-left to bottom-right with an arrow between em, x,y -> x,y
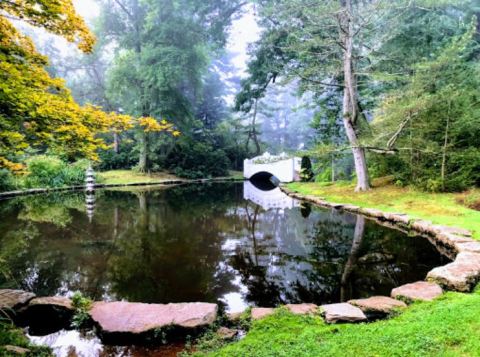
0,183 -> 450,313
28,330 -> 184,357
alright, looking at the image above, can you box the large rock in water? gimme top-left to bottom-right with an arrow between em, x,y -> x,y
320,303 -> 367,324
427,252 -> 480,292
22,297 -> 74,335
391,281 -> 443,303
90,301 -> 217,339
0,290 -> 35,312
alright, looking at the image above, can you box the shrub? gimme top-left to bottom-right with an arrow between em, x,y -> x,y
24,156 -> 90,188
0,169 -> 15,192
300,156 -> 314,182
166,139 -> 230,179
71,292 -> 92,329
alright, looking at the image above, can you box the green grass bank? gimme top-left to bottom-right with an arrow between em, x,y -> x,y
199,289 -> 480,357
287,180 -> 480,240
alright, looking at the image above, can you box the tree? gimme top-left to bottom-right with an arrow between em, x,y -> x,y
99,0 -> 244,172
240,0 -> 477,191
0,1 -> 176,171
372,23 -> 480,191
0,0 -> 96,53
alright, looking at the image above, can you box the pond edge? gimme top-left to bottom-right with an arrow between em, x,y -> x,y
0,177 -> 245,200
280,184 -> 480,293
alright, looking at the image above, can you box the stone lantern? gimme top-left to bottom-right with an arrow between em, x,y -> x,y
85,166 -> 95,192
85,166 -> 96,222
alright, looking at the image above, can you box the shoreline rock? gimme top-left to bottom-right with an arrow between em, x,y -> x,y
348,296 -> 407,316
321,303 -> 367,324
427,252 -> 480,292
89,301 -> 217,342
391,281 -> 443,303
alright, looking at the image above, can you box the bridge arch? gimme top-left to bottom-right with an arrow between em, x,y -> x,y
244,153 -> 301,183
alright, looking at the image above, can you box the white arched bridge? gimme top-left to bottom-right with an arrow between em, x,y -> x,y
244,152 -> 302,183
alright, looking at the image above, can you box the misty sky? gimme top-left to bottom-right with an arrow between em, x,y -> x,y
73,0 -> 261,74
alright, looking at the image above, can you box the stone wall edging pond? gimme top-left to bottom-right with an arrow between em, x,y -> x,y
0,177 -> 244,200
280,185 -> 480,293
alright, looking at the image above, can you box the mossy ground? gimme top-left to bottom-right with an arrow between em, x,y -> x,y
197,289 -> 480,357
287,179 -> 480,240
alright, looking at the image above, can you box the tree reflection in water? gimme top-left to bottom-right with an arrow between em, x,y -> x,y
0,183 -> 449,310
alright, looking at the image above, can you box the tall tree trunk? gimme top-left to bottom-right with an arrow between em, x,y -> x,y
331,153 -> 335,183
340,0 -> 370,192
139,131 -> 148,172
441,101 -> 451,190
113,132 -> 120,153
252,98 -> 261,156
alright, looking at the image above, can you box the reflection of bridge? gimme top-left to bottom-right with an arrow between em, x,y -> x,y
243,181 -> 300,210
244,152 -> 301,183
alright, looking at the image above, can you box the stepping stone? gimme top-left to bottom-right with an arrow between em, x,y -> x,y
391,281 -> 443,303
285,303 -> 318,315
348,296 -> 407,315
22,297 -> 74,335
455,241 -> 480,254
2,345 -> 30,355
251,307 -> 275,320
28,296 -> 73,311
0,290 -> 35,311
90,301 -> 217,335
432,225 -> 472,237
320,303 -> 367,324
427,252 -> 480,292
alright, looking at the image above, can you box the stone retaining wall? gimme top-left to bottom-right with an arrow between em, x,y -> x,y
280,186 -> 480,293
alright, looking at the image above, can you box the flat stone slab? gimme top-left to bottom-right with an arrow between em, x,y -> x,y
427,252 -> 480,292
28,296 -> 73,310
285,303 -> 318,315
455,241 -> 480,254
0,290 -> 35,311
348,296 -> 407,314
3,345 -> 31,355
90,301 -> 217,334
251,307 -> 275,320
391,281 -> 443,302
320,303 -> 367,324
432,225 -> 472,237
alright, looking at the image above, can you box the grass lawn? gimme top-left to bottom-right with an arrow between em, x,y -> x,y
99,170 -> 244,185
98,170 -> 179,185
201,289 -> 480,357
287,179 -> 480,240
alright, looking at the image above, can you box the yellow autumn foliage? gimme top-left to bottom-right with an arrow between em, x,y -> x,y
0,0 -> 96,53
0,5 -> 178,171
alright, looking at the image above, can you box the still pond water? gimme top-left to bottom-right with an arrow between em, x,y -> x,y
0,182 -> 449,356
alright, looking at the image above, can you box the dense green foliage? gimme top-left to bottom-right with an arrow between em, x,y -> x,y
371,24 -> 480,192
0,323 -> 52,356
23,156 -> 90,188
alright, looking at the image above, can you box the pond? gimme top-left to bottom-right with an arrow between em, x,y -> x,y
0,182 -> 450,356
